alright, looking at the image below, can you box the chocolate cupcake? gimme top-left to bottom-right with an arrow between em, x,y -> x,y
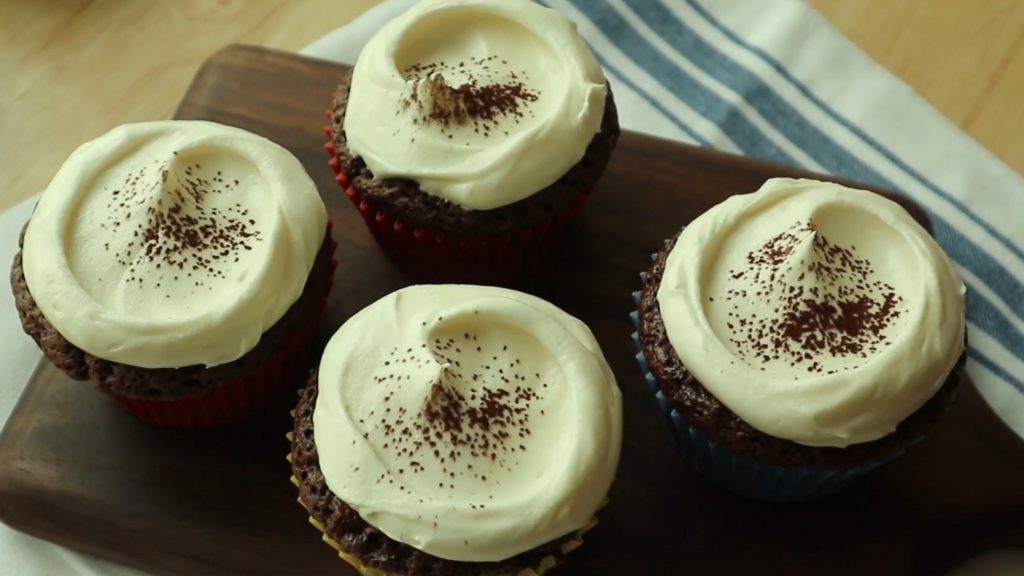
289,284 -> 622,574
325,0 -> 619,283
12,120 -> 334,429
631,178 -> 967,501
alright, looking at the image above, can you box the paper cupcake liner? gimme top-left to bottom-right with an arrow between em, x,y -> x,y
324,123 -> 589,283
286,430 -> 595,575
113,235 -> 338,430
629,282 -> 912,502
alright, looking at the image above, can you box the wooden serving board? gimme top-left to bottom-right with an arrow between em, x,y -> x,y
1,45 -> 1022,576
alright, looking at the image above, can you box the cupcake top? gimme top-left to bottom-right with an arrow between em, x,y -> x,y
314,284 -> 621,562
344,0 -> 607,210
657,178 -> 966,447
22,120 -> 327,369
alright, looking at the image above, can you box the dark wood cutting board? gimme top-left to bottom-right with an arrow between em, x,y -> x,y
1,45 -> 1021,576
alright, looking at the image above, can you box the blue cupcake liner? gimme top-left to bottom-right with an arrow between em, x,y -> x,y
629,286 -> 912,502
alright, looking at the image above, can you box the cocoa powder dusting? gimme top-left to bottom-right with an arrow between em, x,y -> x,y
399,56 -> 538,138
722,220 -> 904,374
101,160 -> 260,294
361,324 -> 544,497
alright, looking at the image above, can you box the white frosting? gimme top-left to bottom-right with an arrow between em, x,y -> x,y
314,284 -> 621,562
22,120 -> 327,369
344,0 -> 607,210
657,178 -> 966,447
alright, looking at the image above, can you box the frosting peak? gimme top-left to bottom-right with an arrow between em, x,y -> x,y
22,121 -> 327,369
314,285 -> 621,562
715,219 -> 907,376
400,61 -> 540,129
344,0 -> 607,210
658,178 -> 966,447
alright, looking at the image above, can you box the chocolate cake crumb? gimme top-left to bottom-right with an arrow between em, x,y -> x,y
331,69 -> 619,236
11,225 -> 333,400
290,372 -> 582,576
637,231 -> 964,470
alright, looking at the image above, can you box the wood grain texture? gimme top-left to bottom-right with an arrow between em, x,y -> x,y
0,46 -> 1022,576
0,0 -> 382,213
809,0 -> 1024,176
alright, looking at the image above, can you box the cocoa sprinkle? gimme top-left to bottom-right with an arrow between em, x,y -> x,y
722,220 -> 905,374
102,160 -> 260,292
399,56 -> 538,137
363,329 -> 543,492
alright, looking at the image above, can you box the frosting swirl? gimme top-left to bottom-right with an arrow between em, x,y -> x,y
344,0 -> 607,210
314,284 -> 621,561
657,178 -> 966,447
22,120 -> 327,369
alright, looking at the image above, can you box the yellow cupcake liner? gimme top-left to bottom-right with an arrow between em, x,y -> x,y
286,430 -> 597,575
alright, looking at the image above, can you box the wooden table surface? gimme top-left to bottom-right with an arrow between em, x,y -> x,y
1,0 -> 1023,214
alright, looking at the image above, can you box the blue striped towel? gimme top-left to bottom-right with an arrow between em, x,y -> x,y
304,0 -> 1024,438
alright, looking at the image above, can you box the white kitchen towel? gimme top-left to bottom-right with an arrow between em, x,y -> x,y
2,0 -> 1021,574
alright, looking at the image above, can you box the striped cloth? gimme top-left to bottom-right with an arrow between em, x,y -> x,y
305,0 -> 1024,438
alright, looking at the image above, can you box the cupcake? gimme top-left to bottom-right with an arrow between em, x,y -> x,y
11,120 -> 334,429
631,178 -> 967,501
289,284 -> 622,574
325,0 -> 619,283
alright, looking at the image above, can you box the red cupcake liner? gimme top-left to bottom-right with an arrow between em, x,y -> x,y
114,232 -> 338,430
324,119 -> 589,283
